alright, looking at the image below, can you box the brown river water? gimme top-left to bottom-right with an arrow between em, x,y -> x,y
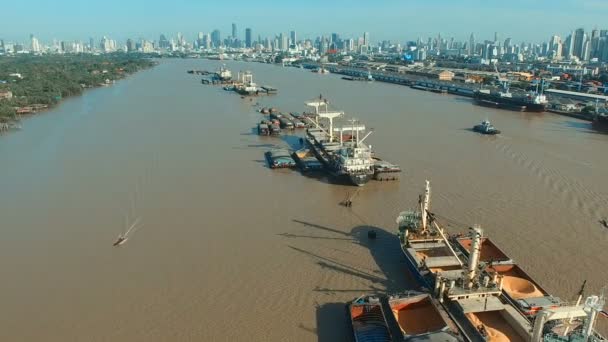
0,59 -> 607,341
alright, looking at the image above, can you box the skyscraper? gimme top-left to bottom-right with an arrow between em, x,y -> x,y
211,30 -> 221,47
290,30 -> 297,46
572,28 -> 585,58
279,33 -> 288,51
232,23 -> 237,39
126,39 -> 135,52
468,33 -> 475,55
30,34 -> 40,53
363,32 -> 369,46
245,28 -> 252,48
564,33 -> 574,58
159,34 -> 169,49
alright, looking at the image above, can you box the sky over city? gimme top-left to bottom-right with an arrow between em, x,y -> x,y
4,0 -> 608,43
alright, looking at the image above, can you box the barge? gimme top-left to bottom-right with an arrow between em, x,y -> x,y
264,149 -> 295,169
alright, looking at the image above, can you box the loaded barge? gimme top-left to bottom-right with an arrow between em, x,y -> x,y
349,292 -> 462,342
393,180 -> 606,342
302,96 -> 401,186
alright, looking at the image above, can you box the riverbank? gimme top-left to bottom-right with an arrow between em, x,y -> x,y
206,57 -> 601,123
0,54 -> 156,133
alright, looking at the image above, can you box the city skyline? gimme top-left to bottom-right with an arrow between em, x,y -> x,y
3,0 -> 608,43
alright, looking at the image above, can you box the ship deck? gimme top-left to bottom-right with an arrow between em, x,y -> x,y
455,237 -> 510,262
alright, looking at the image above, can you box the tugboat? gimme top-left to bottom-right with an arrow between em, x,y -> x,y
473,119 -> 501,135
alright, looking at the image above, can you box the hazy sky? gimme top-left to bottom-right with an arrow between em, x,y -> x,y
4,0 -> 608,44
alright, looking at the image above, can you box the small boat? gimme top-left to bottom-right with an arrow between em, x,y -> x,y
348,295 -> 392,342
473,119 -> 501,135
113,235 -> 128,247
113,217 -> 141,247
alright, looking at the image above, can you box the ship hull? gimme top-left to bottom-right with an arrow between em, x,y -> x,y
306,137 -> 373,186
348,173 -> 373,186
473,92 -> 546,112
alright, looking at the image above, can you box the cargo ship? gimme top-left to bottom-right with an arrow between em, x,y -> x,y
303,97 -> 374,186
215,65 -> 232,81
302,96 -> 401,186
473,89 -> 547,112
396,180 -> 607,342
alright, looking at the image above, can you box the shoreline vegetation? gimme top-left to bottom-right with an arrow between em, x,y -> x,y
0,53 -> 156,132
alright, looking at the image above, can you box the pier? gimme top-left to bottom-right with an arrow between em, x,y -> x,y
303,63 -> 478,97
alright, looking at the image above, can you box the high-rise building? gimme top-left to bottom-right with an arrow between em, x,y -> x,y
126,38 -> 136,52
554,42 -> 563,60
582,40 -> 591,61
89,37 -> 95,52
468,33 -> 475,55
202,34 -> 211,49
30,34 -> 40,53
331,33 -> 339,44
572,28 -> 585,58
159,34 -> 169,49
245,28 -> 252,48
363,32 -> 369,46
494,32 -> 499,45
211,30 -> 221,47
232,23 -> 237,39
290,30 -> 297,46
347,38 -> 354,52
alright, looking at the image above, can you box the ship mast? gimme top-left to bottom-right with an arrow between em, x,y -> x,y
305,95 -> 343,142
421,180 -> 431,231
466,225 -> 483,289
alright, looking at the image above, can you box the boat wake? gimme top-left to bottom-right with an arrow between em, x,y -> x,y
492,140 -> 608,221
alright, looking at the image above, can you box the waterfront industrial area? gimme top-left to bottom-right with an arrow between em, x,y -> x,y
2,7 -> 608,341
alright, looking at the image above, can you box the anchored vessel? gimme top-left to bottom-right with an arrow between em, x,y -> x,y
264,149 -> 295,169
215,65 -> 232,81
473,120 -> 501,135
303,97 -> 376,186
235,71 -> 259,95
473,89 -> 548,112
396,181 -> 607,342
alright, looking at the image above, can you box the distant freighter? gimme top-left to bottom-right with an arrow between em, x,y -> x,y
473,89 -> 548,112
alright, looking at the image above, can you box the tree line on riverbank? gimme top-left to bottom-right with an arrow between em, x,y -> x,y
0,53 -> 156,121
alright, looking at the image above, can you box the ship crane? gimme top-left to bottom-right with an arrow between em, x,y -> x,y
531,286 -> 606,342
305,95 -> 344,142
493,63 -> 510,93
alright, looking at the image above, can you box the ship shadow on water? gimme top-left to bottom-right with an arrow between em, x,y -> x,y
285,221 -> 421,341
281,134 -> 306,150
314,302 -> 354,342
